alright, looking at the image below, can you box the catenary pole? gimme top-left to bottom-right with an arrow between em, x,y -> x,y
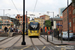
21,0 -> 26,45
67,0 -> 69,41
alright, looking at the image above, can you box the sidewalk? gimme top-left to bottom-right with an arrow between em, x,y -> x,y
41,35 -> 75,45
0,37 -> 8,42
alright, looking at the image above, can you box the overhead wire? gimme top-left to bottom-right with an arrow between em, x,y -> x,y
33,0 -> 38,12
31,0 -> 38,19
11,0 -> 19,14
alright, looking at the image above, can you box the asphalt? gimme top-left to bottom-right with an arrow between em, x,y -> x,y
0,32 -> 75,50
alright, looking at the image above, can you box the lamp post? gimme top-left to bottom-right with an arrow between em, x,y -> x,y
21,0 -> 26,45
26,11 -> 28,35
0,9 -> 11,16
67,0 -> 69,41
47,11 -> 54,41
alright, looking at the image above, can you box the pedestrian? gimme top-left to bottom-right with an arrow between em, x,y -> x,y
4,26 -> 7,32
45,27 -> 47,32
40,27 -> 42,32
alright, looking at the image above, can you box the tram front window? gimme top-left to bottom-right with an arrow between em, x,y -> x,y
29,22 -> 39,30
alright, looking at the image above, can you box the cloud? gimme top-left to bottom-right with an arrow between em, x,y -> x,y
0,0 -> 72,19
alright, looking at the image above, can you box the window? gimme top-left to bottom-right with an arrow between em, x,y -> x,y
69,22 -> 71,27
18,17 -> 19,18
73,9 -> 75,14
20,19 -> 22,21
73,17 -> 75,23
5,21 -> 9,23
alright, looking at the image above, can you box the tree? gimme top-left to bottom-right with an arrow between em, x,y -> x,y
45,20 -> 51,28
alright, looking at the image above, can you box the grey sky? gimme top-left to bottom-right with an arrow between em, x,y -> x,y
0,0 -> 71,19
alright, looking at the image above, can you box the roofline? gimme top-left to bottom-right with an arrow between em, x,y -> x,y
62,2 -> 72,12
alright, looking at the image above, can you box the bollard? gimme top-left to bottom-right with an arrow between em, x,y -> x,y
47,30 -> 49,42
61,30 -> 63,43
47,32 -> 49,42
52,29 -> 54,41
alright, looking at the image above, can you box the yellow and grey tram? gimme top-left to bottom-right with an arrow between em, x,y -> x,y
28,21 -> 40,37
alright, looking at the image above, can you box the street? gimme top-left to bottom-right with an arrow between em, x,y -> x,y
0,35 -> 75,50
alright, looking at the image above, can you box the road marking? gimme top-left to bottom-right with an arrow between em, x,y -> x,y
42,46 -> 46,50
21,45 -> 31,50
61,48 -> 66,50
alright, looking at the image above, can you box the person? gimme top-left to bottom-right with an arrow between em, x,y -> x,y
40,27 -> 42,32
4,26 -> 7,32
45,27 -> 47,32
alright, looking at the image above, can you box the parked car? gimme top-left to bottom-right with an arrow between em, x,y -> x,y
59,31 -> 74,40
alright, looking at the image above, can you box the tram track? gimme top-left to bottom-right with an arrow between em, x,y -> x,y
38,36 -> 56,50
30,38 -> 39,50
38,38 -> 51,50
5,35 -> 22,50
0,35 -> 19,46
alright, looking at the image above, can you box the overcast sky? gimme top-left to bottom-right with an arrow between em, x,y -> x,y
0,0 -> 72,19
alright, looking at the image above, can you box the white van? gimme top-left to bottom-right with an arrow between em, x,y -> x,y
59,31 -> 73,40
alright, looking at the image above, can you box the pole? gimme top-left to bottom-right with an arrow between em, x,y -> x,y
67,0 -> 69,41
3,9 -> 5,28
61,30 -> 63,43
26,11 -> 28,35
21,0 -> 26,45
47,27 -> 49,42
52,12 -> 54,41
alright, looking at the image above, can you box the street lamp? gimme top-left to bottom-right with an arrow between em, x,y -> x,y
67,0 -> 69,41
0,9 -> 11,16
21,0 -> 26,45
47,11 -> 54,41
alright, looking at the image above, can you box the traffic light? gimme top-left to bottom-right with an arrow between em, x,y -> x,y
51,21 -> 53,26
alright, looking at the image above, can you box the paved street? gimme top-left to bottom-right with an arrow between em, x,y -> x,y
0,35 -> 75,50
0,35 -> 68,50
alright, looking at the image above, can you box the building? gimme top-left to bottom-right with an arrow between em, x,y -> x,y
49,18 -> 63,31
34,18 -> 44,28
0,16 -> 20,29
62,3 -> 75,33
59,7 -> 66,16
40,15 -> 50,20
16,14 -> 30,30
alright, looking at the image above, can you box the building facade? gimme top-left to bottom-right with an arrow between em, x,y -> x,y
40,15 -> 50,20
59,7 -> 66,16
0,16 -> 19,29
62,3 -> 75,33
49,18 -> 63,31
16,14 -> 30,30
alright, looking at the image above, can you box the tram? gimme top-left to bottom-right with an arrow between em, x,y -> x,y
28,21 -> 40,37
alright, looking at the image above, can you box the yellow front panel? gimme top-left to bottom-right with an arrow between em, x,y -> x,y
28,29 -> 40,36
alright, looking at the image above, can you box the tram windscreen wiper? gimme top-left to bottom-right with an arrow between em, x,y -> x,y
29,22 -> 39,30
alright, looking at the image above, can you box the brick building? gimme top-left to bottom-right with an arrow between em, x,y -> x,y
16,14 -> 30,30
62,3 -> 75,33
40,15 -> 50,20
